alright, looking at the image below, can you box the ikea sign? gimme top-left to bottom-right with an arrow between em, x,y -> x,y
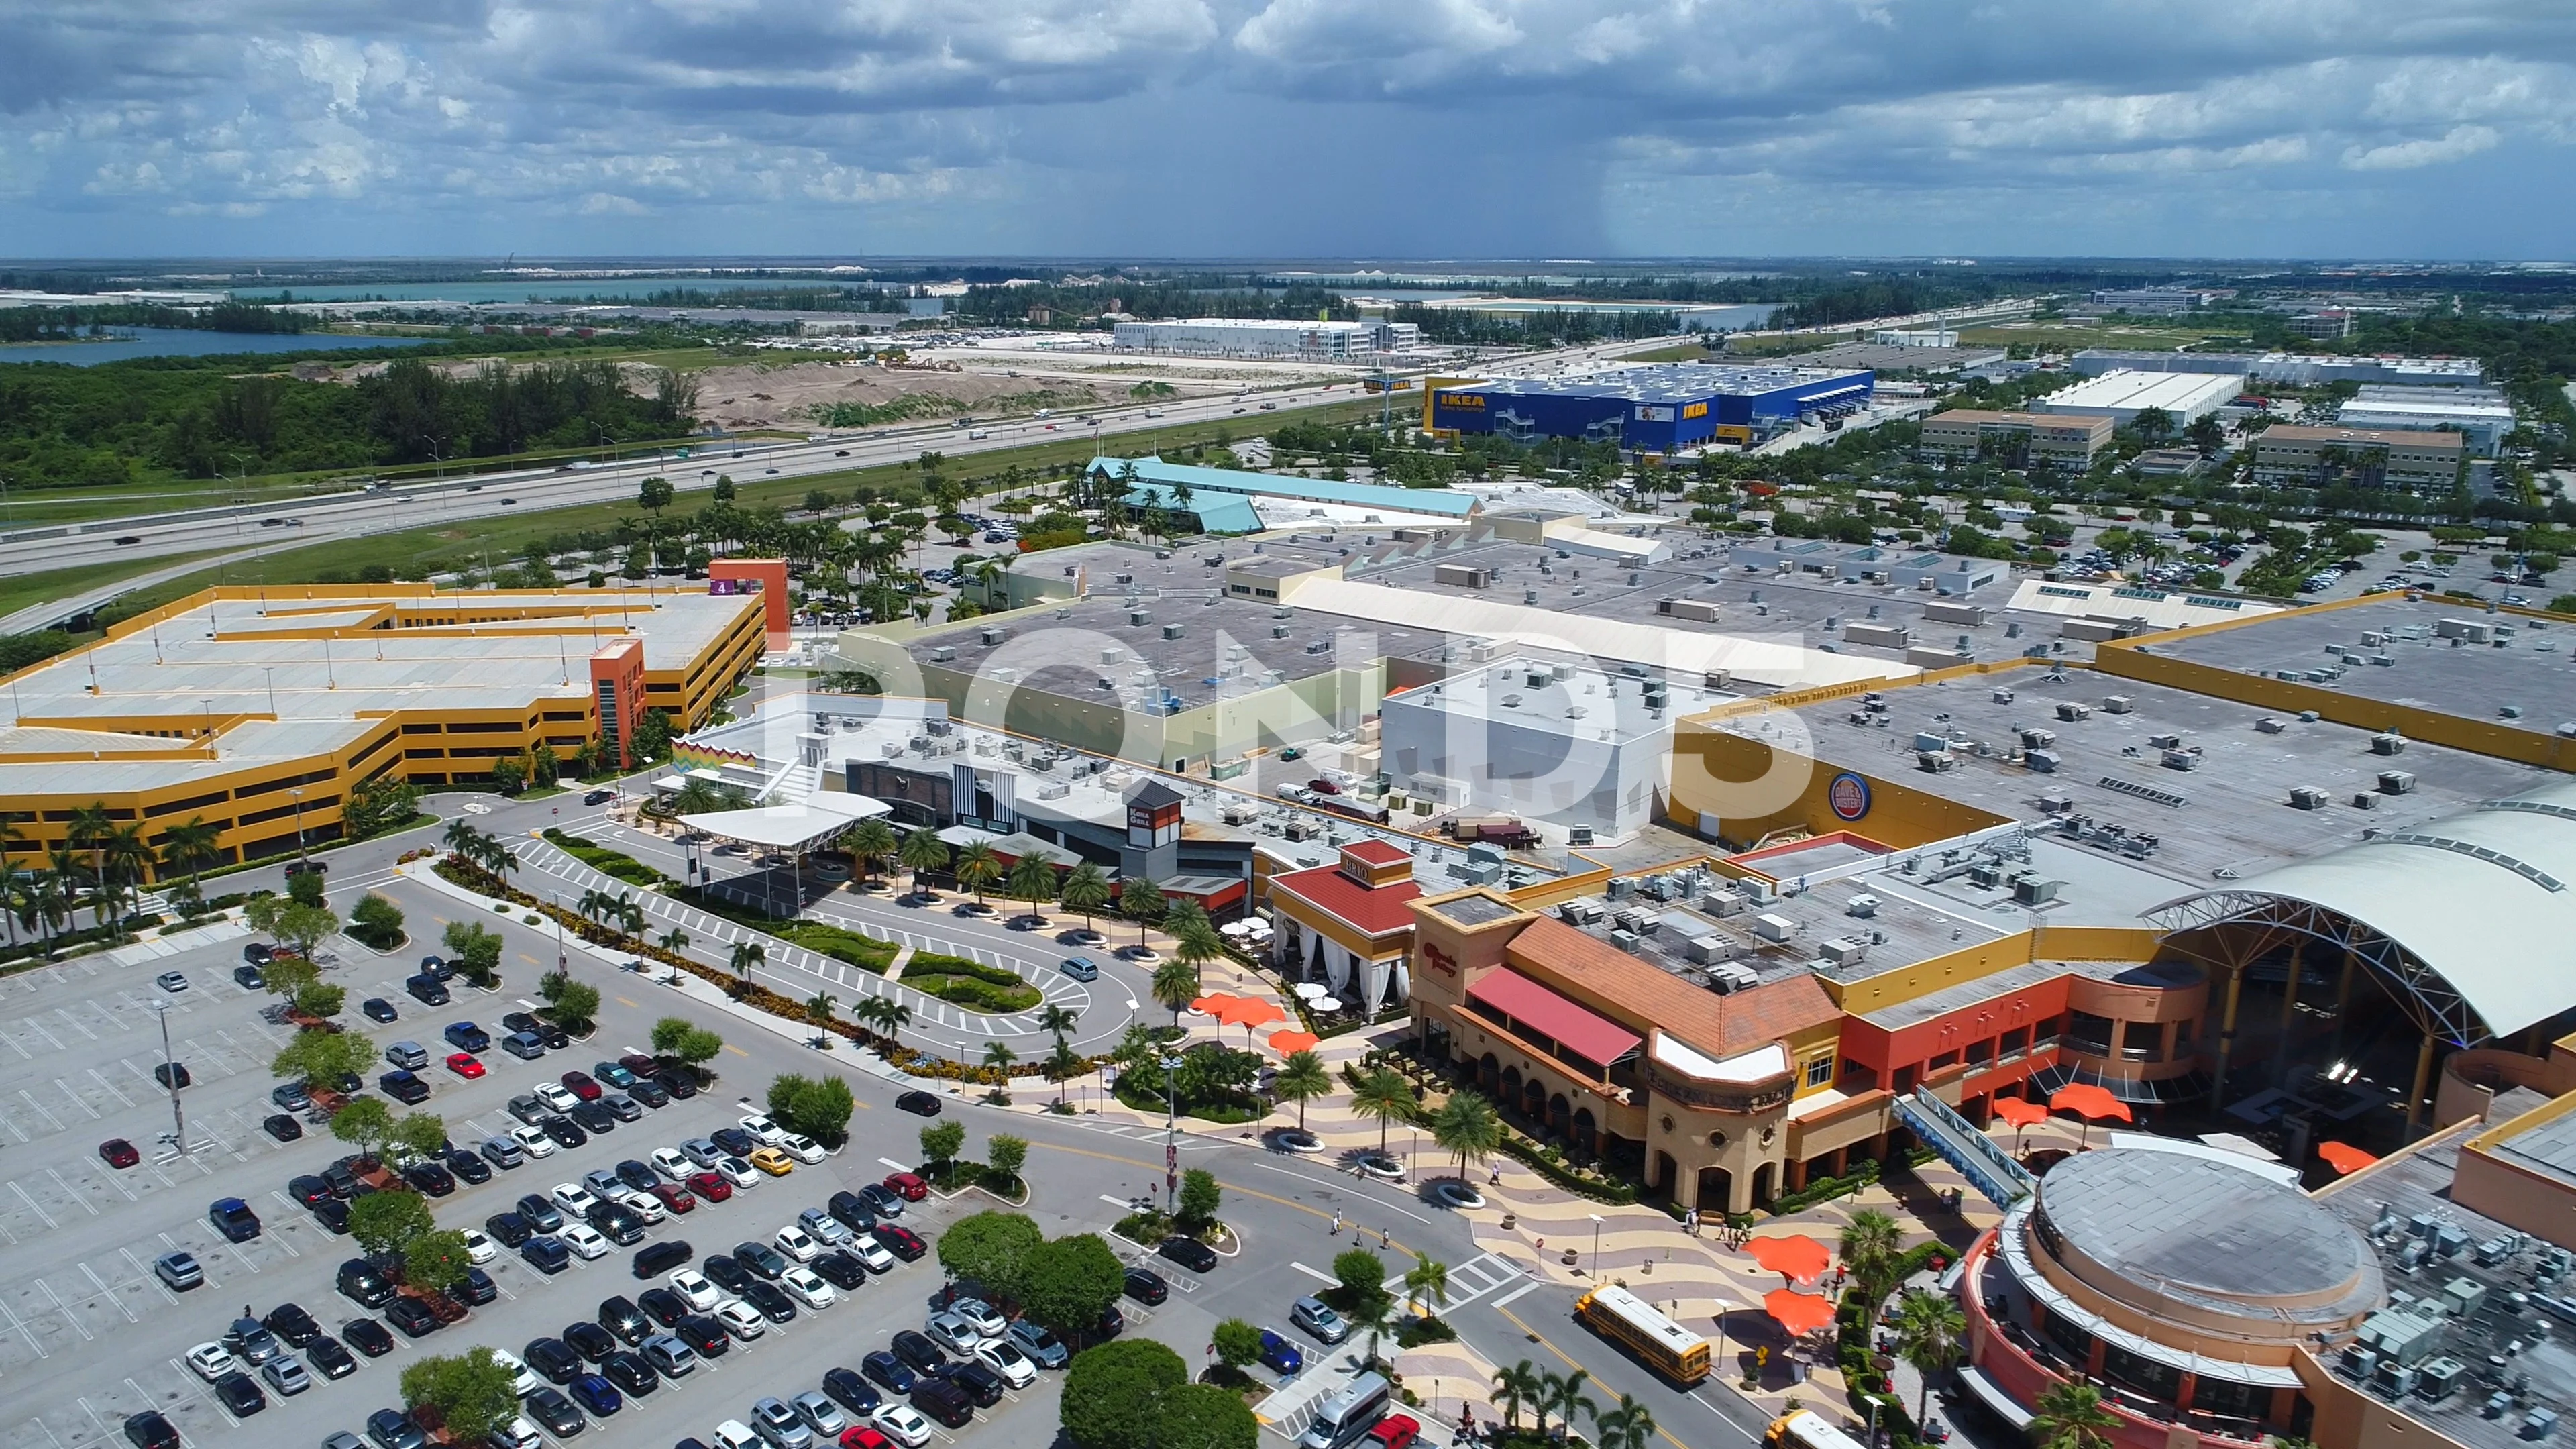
1437,392 -> 1484,410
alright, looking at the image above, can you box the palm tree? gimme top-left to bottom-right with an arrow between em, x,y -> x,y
2033,1382 -> 2118,1449
898,828 -> 950,898
855,995 -> 913,1055
657,927 -> 690,955
1274,1049 -> 1330,1133
66,802 -> 113,900
1894,1290 -> 1967,1427
1537,1367 -> 1595,1443
845,818 -> 898,888
1493,1362 -> 1543,1432
1430,1089 -> 1503,1180
1037,1002 -> 1080,1046
1593,1395 -> 1657,1449
102,823 -> 152,924
159,817 -> 222,898
1403,1252 -> 1450,1319
1150,957 -> 1201,1027
1841,1208 -> 1904,1299
1045,1038 -> 1083,1108
981,1040 -> 1018,1085
1058,863 -> 1111,936
0,856 -> 20,946
953,841 -> 1002,908
47,843 -> 91,930
806,991 -> 838,1046
1119,875 -> 1165,949
615,896 -> 645,937
1004,854 -> 1057,923
1350,1067 -> 1415,1155
1350,1285 -> 1398,1372
727,940 -> 765,996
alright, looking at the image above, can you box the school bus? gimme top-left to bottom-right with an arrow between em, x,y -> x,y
1574,1285 -> 1711,1385
1768,1411 -> 1873,1449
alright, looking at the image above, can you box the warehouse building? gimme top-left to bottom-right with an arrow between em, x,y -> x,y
2034,368 -> 2242,428
1088,455 -> 1480,535
2249,425 -> 2467,491
2069,351 -> 2487,388
2335,386 -> 2515,455
1110,317 -> 1417,358
1919,409 -> 2116,468
1427,364 -> 1873,453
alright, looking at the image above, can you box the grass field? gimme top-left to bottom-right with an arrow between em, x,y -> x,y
1,396 -> 1387,631
1957,320 -> 2255,351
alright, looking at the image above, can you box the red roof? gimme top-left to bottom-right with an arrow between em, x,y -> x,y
1342,839 -> 1411,867
1270,864 -> 1421,937
1466,969 -> 1643,1069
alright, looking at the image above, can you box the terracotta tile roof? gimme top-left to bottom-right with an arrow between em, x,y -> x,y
1342,838 -> 1411,867
1271,864 -> 1421,937
1504,915 -> 1839,1057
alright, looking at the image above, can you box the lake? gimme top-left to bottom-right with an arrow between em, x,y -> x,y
227,277 -> 877,305
0,328 -> 435,368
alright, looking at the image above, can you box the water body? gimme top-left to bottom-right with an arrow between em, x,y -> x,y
229,276 -> 876,305
0,327 -> 434,368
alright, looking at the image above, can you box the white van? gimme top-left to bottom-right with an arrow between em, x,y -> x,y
1299,1372 -> 1391,1449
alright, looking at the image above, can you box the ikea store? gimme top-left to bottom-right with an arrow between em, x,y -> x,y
1427,364 -> 1874,452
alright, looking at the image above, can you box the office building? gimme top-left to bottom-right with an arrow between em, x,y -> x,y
2335,386 -> 2515,455
2249,425 -> 2467,490
1110,318 -> 1417,358
1920,409 -> 2116,468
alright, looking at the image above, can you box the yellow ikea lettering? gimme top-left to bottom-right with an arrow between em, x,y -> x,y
1682,401 -> 1709,419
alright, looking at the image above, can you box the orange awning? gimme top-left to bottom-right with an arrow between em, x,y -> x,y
1745,1235 -> 1833,1286
1268,1030 -> 1320,1055
2318,1141 -> 2379,1175
1992,1097 -> 2051,1129
1212,997 -> 1286,1030
1764,1288 -> 1837,1337
2049,1083 -> 2133,1123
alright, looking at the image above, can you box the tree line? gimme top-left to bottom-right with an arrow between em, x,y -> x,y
0,301 -> 306,343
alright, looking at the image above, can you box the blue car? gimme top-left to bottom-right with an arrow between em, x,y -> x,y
568,1373 -> 622,1417
521,1236 -> 572,1275
1258,1329 -> 1303,1375
861,1350 -> 916,1395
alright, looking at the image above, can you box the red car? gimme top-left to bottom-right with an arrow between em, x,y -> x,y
99,1138 -> 139,1169
1308,777 -> 1340,794
649,1181 -> 698,1214
618,1053 -> 659,1078
883,1171 -> 928,1202
841,1430 -> 894,1449
561,1071 -> 602,1102
1368,1415 -> 1421,1449
445,1053 -> 486,1079
686,1170 -> 733,1203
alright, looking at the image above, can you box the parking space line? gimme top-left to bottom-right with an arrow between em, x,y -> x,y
32,1280 -> 85,1342
15,1091 -> 60,1134
120,1249 -> 176,1305
23,1020 -> 62,1053
52,1010 -> 95,1042
44,1170 -> 94,1217
11,1183 -> 56,1231
50,1081 -> 95,1122
85,1069 -> 132,1110
79,1264 -> 136,1324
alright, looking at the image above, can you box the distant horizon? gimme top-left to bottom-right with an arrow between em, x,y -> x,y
6,254 -> 2571,271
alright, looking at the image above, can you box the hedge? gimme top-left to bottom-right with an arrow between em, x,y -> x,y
903,952 -> 1040,1012
543,829 -> 668,888
1833,1240 -> 1957,1447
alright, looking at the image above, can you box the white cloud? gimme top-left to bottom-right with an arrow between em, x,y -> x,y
2343,122 -> 2502,168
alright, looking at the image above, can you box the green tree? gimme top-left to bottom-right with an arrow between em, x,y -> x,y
388,1110 -> 450,1165
1059,863 -> 1112,934
1274,1049 -> 1330,1133
1150,957 -> 1201,1028
1332,1247 -> 1387,1307
1403,1252 -> 1451,1318
727,939 -> 765,996
713,474 -> 737,503
806,990 -> 838,1045
547,979 -> 602,1035
1350,1067 -> 1415,1155
988,1134 -> 1028,1189
1153,1384 -> 1258,1449
1119,875 -> 1165,948
347,1188 -> 435,1257
1210,1318 -> 1263,1375
347,893 -> 405,950
1594,1394 -> 1658,1449
920,1118 -> 967,1170
1536,1367 -> 1596,1442
441,920 -> 504,988
294,981 -> 347,1019
274,901 -> 339,959
274,1027 -> 376,1088
1493,1361 -> 1543,1432
2033,1381 -> 2119,1449
1430,1088 -> 1503,1179
1061,1338 -> 1188,1449
898,828 -> 951,896
1177,1167 -> 1222,1232
260,953 -> 321,1002
1022,1231 -> 1128,1342
402,1228 -> 474,1293
286,865 -> 327,908
1895,1289 -> 1968,1426
938,1210 -> 1045,1301
398,1347 -> 520,1447
954,841 -> 1003,908
1006,854 -> 1059,920
1841,1207 -> 1904,1300
343,777 -> 421,839
639,476 -> 675,513
853,994 -> 913,1055
845,818 -> 898,888
330,1095 -> 395,1161
767,1073 -> 857,1147
158,817 -> 223,898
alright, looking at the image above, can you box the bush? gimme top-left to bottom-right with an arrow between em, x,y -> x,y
542,829 -> 667,888
347,893 -> 407,950
904,953 -> 1040,1011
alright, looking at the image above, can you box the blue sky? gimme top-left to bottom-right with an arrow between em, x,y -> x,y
2,0 -> 2571,260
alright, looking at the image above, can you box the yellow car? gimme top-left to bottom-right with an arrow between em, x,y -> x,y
747,1146 -> 795,1177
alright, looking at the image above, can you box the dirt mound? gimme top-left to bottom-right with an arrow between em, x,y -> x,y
693,360 -> 1123,431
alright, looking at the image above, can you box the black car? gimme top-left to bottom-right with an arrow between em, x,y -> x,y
290,1175 -> 334,1208
1123,1267 -> 1168,1305
655,1072 -> 698,1101
517,1194 -> 566,1232
810,1251 -> 868,1290
586,1203 -> 644,1246
384,1295 -> 439,1337
403,974 -> 449,1007
568,1100 -> 616,1134
244,942 -> 274,967
123,1411 -> 181,1449
740,1279 -> 797,1323
639,1286 -> 690,1327
627,1077 -> 669,1108
541,1114 -> 588,1149
702,1254 -> 753,1294
154,1061 -> 191,1090
378,1070 -> 431,1105
524,1386 -> 586,1438
486,1212 -> 536,1247
343,1318 -> 395,1356
305,1334 -> 356,1379
1158,1235 -> 1218,1273
564,1321 -> 620,1364
633,1240 -> 693,1279
600,1349 -> 659,1397
366,1409 -> 427,1449
674,1313 -> 730,1358
212,1371 -> 266,1416
911,1377 -> 974,1429
947,1359 -> 1006,1408
1095,1302 -> 1124,1339
890,1329 -> 947,1375
455,1269 -> 498,1307
235,964 -> 266,989
522,1237 -> 572,1274
445,1150 -> 492,1185
895,1090 -> 941,1116
264,1302 -> 323,1346
598,1295 -> 649,1344
504,1012 -> 572,1051
362,997 -> 398,1024
710,1127 -> 757,1157
733,1240 -> 788,1279
873,1224 -> 928,1261
827,1191 -> 877,1233
823,1366 -> 883,1419
861,1351 -> 915,1393
401,1160 -> 455,1196
614,1159 -> 657,1193
264,1113 -> 305,1142
313,1198 -> 352,1234
525,1336 -> 584,1385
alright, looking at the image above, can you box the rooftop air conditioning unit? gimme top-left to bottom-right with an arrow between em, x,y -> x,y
2057,702 -> 2092,722
928,645 -> 956,663
1751,912 -> 1795,943
981,627 -> 1009,645
2290,786 -> 2332,810
1846,894 -> 1880,918
1819,938 -> 1868,967
1609,929 -> 1640,951
2012,876 -> 2062,905
1704,892 -> 1746,918
2102,695 -> 2133,714
2373,732 -> 2408,755
2381,771 -> 2417,795
1129,610 -> 1152,626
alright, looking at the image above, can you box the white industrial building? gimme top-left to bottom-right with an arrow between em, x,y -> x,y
1110,317 -> 1419,359
1381,655 -> 1676,845
2035,368 -> 2241,428
2068,350 -> 2486,388
2335,386 -> 2516,455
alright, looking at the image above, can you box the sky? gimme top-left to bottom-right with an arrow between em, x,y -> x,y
2,0 -> 2573,261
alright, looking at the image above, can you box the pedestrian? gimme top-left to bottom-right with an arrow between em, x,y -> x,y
1331,1208 -> 1342,1236
1381,1228 -> 1391,1248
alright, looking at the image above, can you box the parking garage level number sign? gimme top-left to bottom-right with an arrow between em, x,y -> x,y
1829,772 -> 1872,822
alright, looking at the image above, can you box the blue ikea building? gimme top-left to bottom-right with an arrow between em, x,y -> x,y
1428,363 -> 1874,452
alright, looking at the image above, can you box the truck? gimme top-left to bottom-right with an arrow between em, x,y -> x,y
1442,814 -> 1538,847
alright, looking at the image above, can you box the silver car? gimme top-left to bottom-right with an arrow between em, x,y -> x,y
792,1390 -> 849,1437
749,1396 -> 814,1449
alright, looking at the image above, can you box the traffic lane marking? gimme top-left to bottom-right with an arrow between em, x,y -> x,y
1491,1301 -> 1741,1449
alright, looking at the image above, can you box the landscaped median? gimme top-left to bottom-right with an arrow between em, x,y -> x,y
900,951 -> 1042,1012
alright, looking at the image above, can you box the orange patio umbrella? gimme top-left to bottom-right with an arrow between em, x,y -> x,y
2318,1141 -> 2379,1175
1992,1096 -> 2051,1150
1744,1234 -> 1833,1286
2049,1083 -> 2133,1147
1187,992 -> 1242,1016
1764,1287 -> 1837,1338
1204,994 -> 1286,1046
1268,1029 -> 1320,1056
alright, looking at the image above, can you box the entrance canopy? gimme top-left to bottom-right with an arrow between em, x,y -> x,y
680,792 -> 889,853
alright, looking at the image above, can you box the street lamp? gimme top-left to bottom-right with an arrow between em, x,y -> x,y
1160,1052 -> 1185,1213
146,998 -> 188,1153
1587,1212 -> 1603,1278
289,787 -> 309,865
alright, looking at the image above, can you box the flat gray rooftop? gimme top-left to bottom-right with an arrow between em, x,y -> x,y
2153,594 -> 2576,740
2486,1105 -> 2576,1190
1864,957 -> 2200,1032
919,591 -> 1394,703
1738,668 -> 2553,887
1554,865 -> 2016,994
2039,1147 -> 2378,1309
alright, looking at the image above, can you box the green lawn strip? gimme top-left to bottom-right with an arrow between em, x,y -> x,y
671,886 -> 900,973
541,829 -> 668,888
899,951 -> 1040,1012
0,547 -> 235,623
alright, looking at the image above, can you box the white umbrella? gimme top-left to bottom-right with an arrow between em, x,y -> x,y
1311,997 -> 1344,1013
1294,983 -> 1331,1000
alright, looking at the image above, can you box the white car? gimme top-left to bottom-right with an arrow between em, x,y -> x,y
714,1299 -> 767,1341
873,1403 -> 934,1448
780,1265 -> 835,1309
649,1148 -> 694,1182
850,1237 -> 896,1273
778,1132 -> 826,1165
669,1269 -> 722,1311
558,1223 -> 610,1260
510,1124 -> 558,1159
462,1229 -> 498,1265
185,1342 -> 239,1381
951,1297 -> 1006,1340
974,1338 -> 1037,1389
535,1083 -> 580,1112
773,1225 -> 820,1263
488,1347 -> 541,1397
716,1156 -> 758,1188
492,1417 -> 543,1449
550,1183 -> 600,1218
738,1112 -> 786,1146
615,1189 -> 666,1224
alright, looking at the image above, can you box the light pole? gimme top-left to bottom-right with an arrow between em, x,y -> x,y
1161,1052 -> 1185,1214
147,998 -> 187,1153
1587,1212 -> 1603,1278
289,787 -> 309,865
